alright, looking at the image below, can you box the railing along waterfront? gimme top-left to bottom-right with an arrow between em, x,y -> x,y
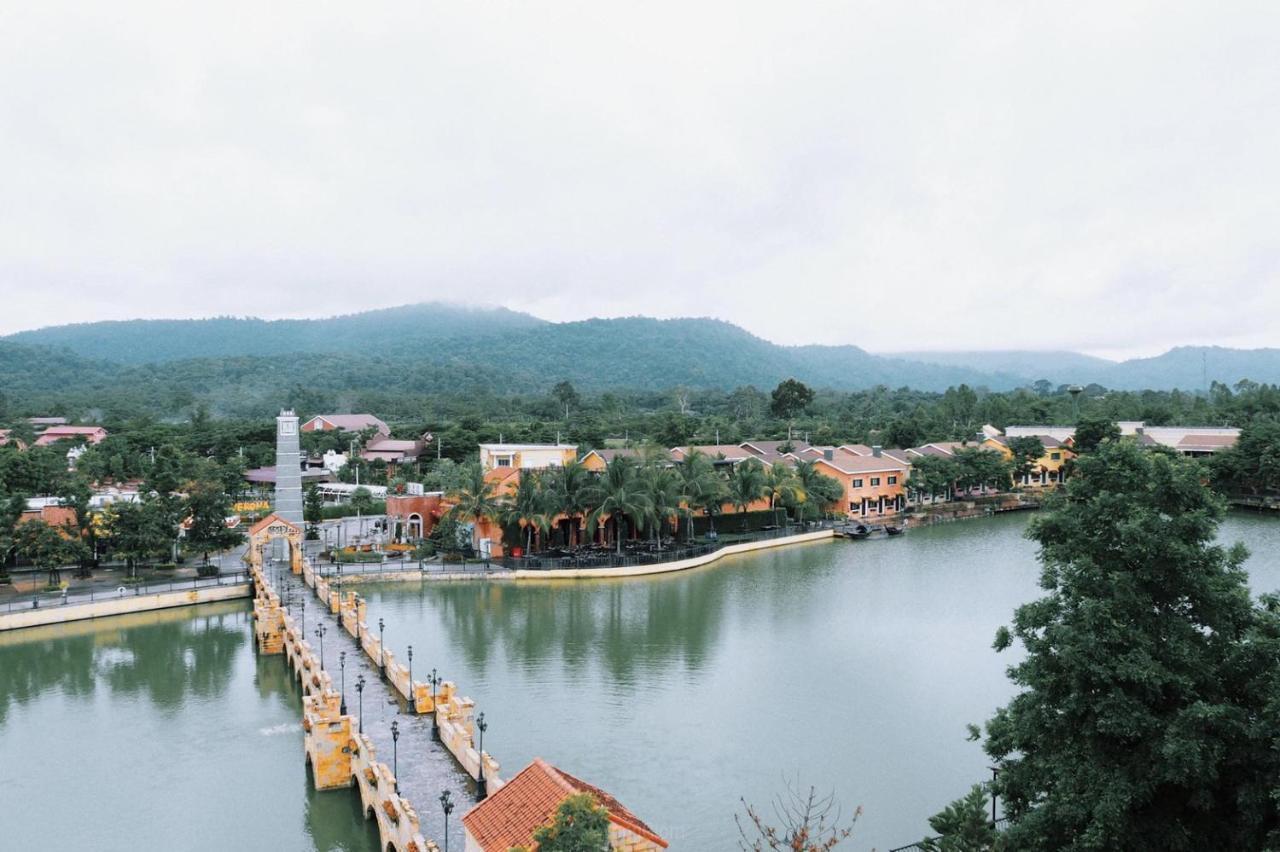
0,571 -> 250,614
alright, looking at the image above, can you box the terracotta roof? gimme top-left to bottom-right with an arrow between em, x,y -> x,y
462,758 -> 667,851
1176,433 -> 1236,450
671,445 -> 767,465
304,414 -> 390,434
18,506 -> 79,530
580,448 -> 641,463
806,447 -> 909,475
740,440 -> 811,456
247,513 -> 301,537
33,426 -> 108,446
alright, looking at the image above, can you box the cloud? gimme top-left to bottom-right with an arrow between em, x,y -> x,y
1,1 -> 1277,358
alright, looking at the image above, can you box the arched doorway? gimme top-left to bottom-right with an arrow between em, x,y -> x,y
245,514 -> 305,574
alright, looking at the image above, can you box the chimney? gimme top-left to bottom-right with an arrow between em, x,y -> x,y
823,448 -> 834,461
872,445 -> 883,457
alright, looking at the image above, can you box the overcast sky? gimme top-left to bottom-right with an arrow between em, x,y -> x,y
2,2 -> 1277,358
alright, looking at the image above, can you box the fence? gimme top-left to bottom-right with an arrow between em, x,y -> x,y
0,571 -> 251,614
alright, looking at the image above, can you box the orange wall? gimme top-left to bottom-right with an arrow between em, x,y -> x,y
814,460 -> 907,516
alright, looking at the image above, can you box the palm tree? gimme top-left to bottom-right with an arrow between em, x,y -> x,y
674,450 -> 723,542
762,463 -> 804,527
727,459 -> 766,531
638,462 -> 683,551
794,459 -> 844,522
584,456 -> 652,555
501,470 -> 554,553
548,458 -> 592,548
447,462 -> 504,554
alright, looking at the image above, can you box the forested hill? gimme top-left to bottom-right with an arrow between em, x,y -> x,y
3,305 -> 1280,417
4,303 -> 545,363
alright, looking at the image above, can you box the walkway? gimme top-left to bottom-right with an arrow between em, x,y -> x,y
270,560 -> 477,850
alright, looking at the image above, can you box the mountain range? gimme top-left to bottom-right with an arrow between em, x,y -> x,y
3,304 -> 1278,403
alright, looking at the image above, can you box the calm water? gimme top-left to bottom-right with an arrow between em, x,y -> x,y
2,513 -> 1278,851
0,603 -> 379,852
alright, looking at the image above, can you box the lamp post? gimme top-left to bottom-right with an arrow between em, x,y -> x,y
475,711 -> 488,799
314,622 -> 326,670
339,651 -> 347,714
336,562 -> 343,595
429,668 -> 440,741
356,674 -> 366,734
300,594 -> 305,634
391,720 -> 400,792
439,790 -> 454,852
407,645 -> 416,713
989,766 -> 1000,826
378,617 -> 386,679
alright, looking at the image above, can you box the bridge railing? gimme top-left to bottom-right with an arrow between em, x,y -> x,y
0,571 -> 251,614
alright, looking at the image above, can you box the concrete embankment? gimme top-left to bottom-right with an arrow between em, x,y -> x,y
0,583 -> 250,632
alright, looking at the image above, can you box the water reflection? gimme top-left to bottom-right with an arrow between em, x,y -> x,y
0,602 -> 248,725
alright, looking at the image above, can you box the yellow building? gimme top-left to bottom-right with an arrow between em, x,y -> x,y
479,442 -> 578,472
983,434 -> 1075,488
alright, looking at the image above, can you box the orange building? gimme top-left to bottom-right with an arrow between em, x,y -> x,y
797,446 -> 910,518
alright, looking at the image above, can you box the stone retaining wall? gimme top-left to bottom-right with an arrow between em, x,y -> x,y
0,583 -> 250,632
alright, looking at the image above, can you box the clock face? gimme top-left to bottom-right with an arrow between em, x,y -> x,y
280,421 -> 297,436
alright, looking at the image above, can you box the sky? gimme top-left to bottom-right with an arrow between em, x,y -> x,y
1,2 -> 1277,359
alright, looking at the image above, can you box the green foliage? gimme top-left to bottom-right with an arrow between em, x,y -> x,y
529,793 -> 611,852
1005,436 -> 1044,479
1071,416 -> 1121,453
447,463 -> 503,552
109,499 -> 177,577
1210,419 -> 1280,496
727,459 -> 767,529
982,441 -> 1280,850
919,785 -> 1003,851
303,486 -> 323,538
183,480 -> 244,561
14,519 -> 88,586
584,456 -> 652,555
770,379 -> 815,421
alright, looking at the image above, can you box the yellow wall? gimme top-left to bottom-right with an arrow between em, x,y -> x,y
982,438 -> 1074,487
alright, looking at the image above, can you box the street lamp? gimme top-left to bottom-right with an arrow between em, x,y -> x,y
314,622 -> 326,670
475,711 -> 488,799
378,617 -> 386,679
356,674 -> 366,734
339,651 -> 348,714
439,790 -> 454,852
391,720 -> 400,792
407,645 -> 416,713
989,766 -> 1000,826
429,668 -> 440,741
300,594 -> 305,633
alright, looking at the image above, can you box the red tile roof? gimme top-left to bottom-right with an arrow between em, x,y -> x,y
462,758 -> 668,851
247,513 -> 301,537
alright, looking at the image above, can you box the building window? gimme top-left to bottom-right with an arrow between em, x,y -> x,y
1050,452 -> 1061,460
870,477 -> 881,486
496,457 -> 511,467
852,478 -> 863,488
887,476 -> 897,485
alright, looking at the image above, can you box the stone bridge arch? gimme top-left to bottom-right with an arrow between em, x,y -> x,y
245,513 -> 304,574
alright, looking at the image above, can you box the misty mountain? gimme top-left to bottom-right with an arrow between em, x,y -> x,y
4,306 -> 1279,404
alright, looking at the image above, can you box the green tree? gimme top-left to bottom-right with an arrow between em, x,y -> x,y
793,460 -> 843,520
524,792 -> 610,852
585,455 -> 651,554
1072,416 -> 1121,453
111,499 -> 176,577
447,463 -> 503,554
0,491 -> 26,578
1005,437 -> 1044,484
982,441 -> 1280,849
183,481 -> 245,565
303,486 -> 324,540
919,785 -> 1003,852
762,463 -> 803,526
637,460 -> 682,550
908,454 -> 958,502
15,519 -> 88,588
770,379 -> 815,432
547,457 -> 592,547
674,449 -> 723,542
349,486 -> 375,516
501,470 -> 554,553
551,380 -> 581,420
727,459 -> 766,530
